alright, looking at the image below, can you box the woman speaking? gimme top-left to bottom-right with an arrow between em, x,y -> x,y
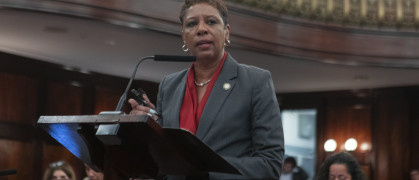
129,0 -> 284,179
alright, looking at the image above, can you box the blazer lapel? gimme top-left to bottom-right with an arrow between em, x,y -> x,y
165,71 -> 188,128
195,54 -> 238,139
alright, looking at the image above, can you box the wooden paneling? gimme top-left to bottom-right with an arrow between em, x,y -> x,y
409,88 -> 419,170
0,72 -> 38,124
279,87 -> 419,180
1,50 -> 418,180
373,89 -> 411,180
323,103 -> 373,178
319,100 -> 373,179
44,81 -> 84,115
324,104 -> 372,154
0,52 -> 160,180
0,123 -> 36,141
94,86 -> 123,114
0,139 -> 34,180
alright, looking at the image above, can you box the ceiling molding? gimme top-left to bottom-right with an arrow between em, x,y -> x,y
1,0 -> 419,68
227,0 -> 419,29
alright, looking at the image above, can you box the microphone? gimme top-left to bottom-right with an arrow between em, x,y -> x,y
97,55 -> 195,145
154,55 -> 196,62
0,169 -> 17,176
115,55 -> 196,111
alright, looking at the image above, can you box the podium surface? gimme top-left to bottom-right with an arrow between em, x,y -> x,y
38,114 -> 241,179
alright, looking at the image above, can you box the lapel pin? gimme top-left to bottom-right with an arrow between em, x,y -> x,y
223,83 -> 231,90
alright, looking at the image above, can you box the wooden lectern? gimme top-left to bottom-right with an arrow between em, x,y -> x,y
37,112 -> 241,179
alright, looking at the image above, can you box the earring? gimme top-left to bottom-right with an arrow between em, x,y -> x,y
224,39 -> 231,46
182,44 -> 189,52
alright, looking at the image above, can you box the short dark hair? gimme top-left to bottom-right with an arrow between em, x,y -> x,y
284,156 -> 297,168
316,152 -> 366,180
179,0 -> 228,26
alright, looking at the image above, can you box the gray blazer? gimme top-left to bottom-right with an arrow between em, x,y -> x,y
156,53 -> 284,180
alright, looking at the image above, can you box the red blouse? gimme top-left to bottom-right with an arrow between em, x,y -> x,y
179,52 -> 227,134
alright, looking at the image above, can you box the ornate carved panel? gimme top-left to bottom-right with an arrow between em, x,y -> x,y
228,0 -> 419,28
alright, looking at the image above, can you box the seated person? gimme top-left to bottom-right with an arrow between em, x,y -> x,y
411,168 -> 419,180
42,160 -> 76,180
280,156 -> 308,180
83,164 -> 104,180
316,152 -> 365,180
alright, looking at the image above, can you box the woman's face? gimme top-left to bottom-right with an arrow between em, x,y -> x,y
52,169 -> 70,180
182,3 -> 229,61
329,163 -> 351,180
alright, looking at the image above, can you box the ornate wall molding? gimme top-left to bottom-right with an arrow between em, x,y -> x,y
227,0 -> 419,29
0,0 -> 418,68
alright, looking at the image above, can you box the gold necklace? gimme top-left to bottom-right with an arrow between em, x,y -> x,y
194,79 -> 211,87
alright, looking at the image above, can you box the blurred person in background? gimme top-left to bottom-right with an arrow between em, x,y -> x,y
42,160 -> 76,180
280,156 -> 308,180
411,168 -> 419,180
316,152 -> 365,180
83,163 -> 104,180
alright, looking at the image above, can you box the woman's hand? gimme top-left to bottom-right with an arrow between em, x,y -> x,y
128,94 -> 158,120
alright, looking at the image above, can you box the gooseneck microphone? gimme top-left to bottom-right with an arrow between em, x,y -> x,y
97,55 -> 195,145
115,55 -> 196,111
154,55 -> 196,62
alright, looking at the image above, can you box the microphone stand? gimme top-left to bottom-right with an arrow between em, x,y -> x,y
95,55 -> 154,145
115,56 -> 154,112
112,54 -> 196,112
96,55 -> 195,145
